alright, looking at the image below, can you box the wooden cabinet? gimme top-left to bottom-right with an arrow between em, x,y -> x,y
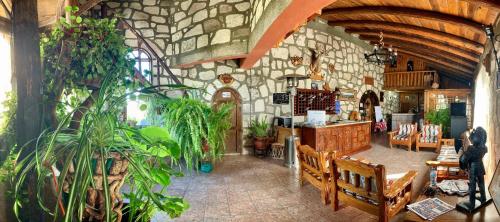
301,121 -> 371,156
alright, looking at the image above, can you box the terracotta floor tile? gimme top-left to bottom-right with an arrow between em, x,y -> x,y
154,135 -> 435,221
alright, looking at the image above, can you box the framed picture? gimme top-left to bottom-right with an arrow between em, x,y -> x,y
338,88 -> 357,101
311,82 -> 319,90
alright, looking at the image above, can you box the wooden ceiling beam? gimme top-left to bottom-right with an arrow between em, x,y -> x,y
323,7 -> 486,35
350,30 -> 481,62
396,50 -> 474,77
457,0 -> 500,10
0,0 -> 11,19
346,28 -> 482,56
363,37 -> 477,68
328,20 -> 484,52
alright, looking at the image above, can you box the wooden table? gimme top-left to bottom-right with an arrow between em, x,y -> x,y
404,185 -> 499,221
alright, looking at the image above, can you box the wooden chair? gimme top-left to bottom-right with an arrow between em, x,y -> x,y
296,144 -> 335,205
270,126 -> 301,159
330,157 -> 417,222
388,123 -> 417,151
416,124 -> 442,152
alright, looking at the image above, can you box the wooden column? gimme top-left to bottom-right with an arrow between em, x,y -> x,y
12,0 -> 42,156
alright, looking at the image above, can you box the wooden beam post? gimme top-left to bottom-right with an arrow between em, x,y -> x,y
12,0 -> 43,156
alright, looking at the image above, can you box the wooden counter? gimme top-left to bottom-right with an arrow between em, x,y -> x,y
301,121 -> 371,156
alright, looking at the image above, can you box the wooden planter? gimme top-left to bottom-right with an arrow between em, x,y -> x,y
63,152 -> 129,221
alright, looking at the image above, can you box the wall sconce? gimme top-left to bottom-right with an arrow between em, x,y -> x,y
484,25 -> 500,90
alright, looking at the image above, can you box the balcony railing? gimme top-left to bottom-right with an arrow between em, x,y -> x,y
384,70 -> 437,90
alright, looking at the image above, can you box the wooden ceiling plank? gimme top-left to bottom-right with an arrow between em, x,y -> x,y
328,20 -> 484,50
457,0 -> 500,10
396,49 -> 474,76
364,38 -> 477,68
351,30 -> 481,61
322,6 -> 486,34
0,0 -> 11,18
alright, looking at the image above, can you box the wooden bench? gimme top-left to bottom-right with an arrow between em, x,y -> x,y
330,157 -> 417,222
296,144 -> 335,205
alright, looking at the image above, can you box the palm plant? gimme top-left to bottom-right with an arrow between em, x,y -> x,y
13,74 -> 189,221
249,117 -> 270,138
249,117 -> 270,151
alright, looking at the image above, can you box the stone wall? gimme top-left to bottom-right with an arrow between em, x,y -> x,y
164,20 -> 386,153
101,1 -> 389,154
168,0 -> 250,56
473,21 -> 500,181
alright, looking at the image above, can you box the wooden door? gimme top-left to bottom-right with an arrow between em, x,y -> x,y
212,88 -> 242,154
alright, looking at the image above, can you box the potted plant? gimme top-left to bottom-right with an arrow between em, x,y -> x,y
161,98 -> 233,171
249,117 -> 270,151
12,7 -> 189,221
425,108 -> 451,137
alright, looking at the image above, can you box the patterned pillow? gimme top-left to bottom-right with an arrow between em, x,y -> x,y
421,125 -> 439,143
394,124 -> 413,140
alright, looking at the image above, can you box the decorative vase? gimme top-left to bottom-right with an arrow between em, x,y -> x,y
63,152 -> 128,222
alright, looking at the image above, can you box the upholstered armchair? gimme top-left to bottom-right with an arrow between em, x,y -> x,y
388,123 -> 417,151
330,157 -> 417,222
416,124 -> 442,152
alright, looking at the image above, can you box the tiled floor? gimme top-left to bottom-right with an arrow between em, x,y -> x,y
154,135 -> 437,222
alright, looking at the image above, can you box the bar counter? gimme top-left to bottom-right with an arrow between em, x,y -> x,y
301,121 -> 371,156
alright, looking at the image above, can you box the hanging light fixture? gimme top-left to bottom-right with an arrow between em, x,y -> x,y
364,32 -> 398,66
484,25 -> 500,90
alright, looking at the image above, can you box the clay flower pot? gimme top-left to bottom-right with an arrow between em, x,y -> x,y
253,137 -> 267,150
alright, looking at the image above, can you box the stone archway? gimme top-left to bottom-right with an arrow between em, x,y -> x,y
359,90 -> 380,131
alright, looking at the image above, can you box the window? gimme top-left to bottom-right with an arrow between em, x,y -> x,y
128,48 -> 152,82
0,33 -> 12,118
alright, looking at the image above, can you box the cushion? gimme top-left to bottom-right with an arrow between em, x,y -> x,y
393,124 -> 414,141
420,124 -> 439,143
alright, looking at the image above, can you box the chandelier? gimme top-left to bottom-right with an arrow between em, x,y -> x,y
364,32 -> 398,66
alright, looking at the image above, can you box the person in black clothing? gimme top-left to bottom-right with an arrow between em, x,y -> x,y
459,127 -> 488,208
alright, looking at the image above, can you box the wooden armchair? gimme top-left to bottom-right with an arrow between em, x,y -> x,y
330,157 -> 417,222
296,144 -> 335,205
416,124 -> 442,152
388,123 -> 417,151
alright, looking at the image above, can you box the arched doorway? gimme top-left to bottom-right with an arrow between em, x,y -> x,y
212,88 -> 242,154
359,90 -> 380,131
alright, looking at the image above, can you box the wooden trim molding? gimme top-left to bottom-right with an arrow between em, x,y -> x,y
240,0 -> 338,69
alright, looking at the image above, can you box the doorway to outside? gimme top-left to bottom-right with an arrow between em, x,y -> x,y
212,88 -> 242,154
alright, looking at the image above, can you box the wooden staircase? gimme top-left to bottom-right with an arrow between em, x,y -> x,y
383,70 -> 437,91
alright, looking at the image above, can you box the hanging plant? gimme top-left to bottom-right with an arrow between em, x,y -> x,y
40,6 -> 135,129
